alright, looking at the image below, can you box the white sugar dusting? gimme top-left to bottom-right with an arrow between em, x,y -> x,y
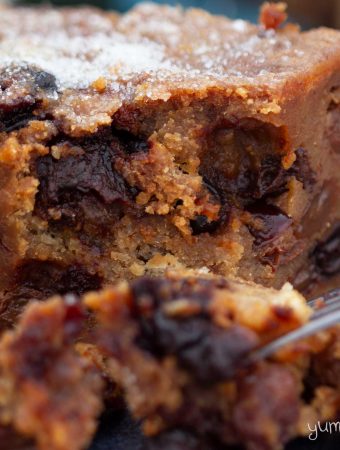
0,5 -> 183,89
0,3 -> 333,94
231,20 -> 248,32
0,32 -> 176,89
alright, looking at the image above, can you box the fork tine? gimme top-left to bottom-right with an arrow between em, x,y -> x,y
309,289 -> 340,319
249,308 -> 340,362
311,298 -> 340,319
308,288 -> 340,308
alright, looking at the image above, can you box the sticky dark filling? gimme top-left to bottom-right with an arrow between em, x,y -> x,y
201,120 -> 313,204
31,116 -> 316,274
0,260 -> 102,330
34,127 -> 147,234
192,118 -> 314,239
311,225 -> 340,278
129,277 -> 259,385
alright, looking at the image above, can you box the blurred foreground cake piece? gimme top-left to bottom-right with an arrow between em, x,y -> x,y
86,273 -> 340,450
0,272 -> 338,449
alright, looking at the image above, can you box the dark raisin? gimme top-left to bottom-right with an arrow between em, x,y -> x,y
176,323 -> 258,383
34,128 -> 140,230
0,66 -> 57,132
246,202 -> 292,247
312,226 -> 340,277
201,121 -> 289,206
288,148 -> 316,190
131,277 -> 258,384
190,215 -> 221,235
33,70 -> 57,91
190,177 -> 230,235
201,119 -> 314,216
113,127 -> 150,154
201,150 -> 313,209
0,261 -> 102,330
130,276 -> 228,311
16,260 -> 102,296
255,155 -> 289,198
0,99 -> 36,132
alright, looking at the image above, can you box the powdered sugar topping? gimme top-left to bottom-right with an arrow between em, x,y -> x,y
0,3 -> 338,95
0,32 -> 176,89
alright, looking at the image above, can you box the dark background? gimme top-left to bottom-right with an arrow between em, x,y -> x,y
90,409 -> 340,450
15,0 -> 340,28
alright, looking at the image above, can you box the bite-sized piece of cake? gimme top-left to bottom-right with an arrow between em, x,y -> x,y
1,3 -> 340,325
86,273 -> 340,450
0,296 -> 103,450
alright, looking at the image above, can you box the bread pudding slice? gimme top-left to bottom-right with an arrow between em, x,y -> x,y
0,3 -> 340,324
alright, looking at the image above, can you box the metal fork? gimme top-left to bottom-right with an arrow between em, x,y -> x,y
249,288 -> 340,362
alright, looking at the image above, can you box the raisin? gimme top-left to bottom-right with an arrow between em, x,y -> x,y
130,276 -> 228,311
113,127 -> 150,154
190,214 -> 221,235
205,150 -> 313,207
288,148 -> 316,191
234,154 -> 289,200
176,323 -> 258,383
33,70 -> 57,91
190,177 -> 230,235
255,155 -> 289,198
0,261 -> 102,330
34,128 -> 141,230
197,147 -> 312,235
201,120 -> 314,240
15,260 -> 102,296
0,66 -> 57,132
130,277 -> 258,384
247,202 -> 292,247
0,98 -> 36,133
312,226 -> 340,278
